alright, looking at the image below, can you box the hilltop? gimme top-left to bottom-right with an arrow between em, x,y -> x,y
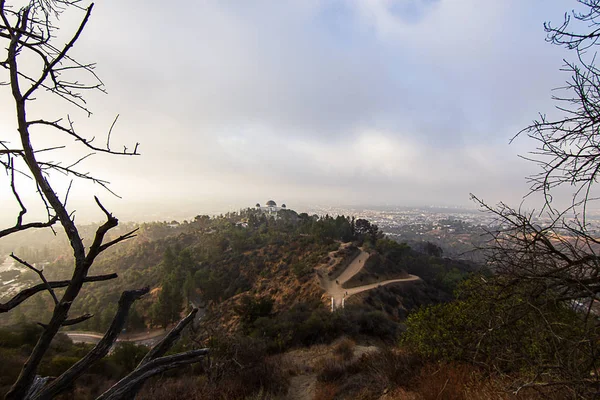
0,207 -> 481,398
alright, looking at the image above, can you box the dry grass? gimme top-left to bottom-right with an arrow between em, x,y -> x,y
333,337 -> 356,362
308,347 -> 571,400
412,363 -> 493,400
313,382 -> 338,400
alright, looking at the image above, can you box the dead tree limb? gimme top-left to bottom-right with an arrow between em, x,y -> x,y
0,273 -> 118,313
0,215 -> 58,239
38,313 -> 94,329
96,349 -> 210,400
120,308 -> 200,399
31,287 -> 149,400
141,308 -> 198,365
10,253 -> 59,305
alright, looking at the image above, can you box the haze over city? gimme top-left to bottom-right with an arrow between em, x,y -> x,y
0,0 -> 582,224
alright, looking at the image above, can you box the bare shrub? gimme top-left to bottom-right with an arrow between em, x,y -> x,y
316,357 -> 352,383
333,337 -> 356,362
313,382 -> 338,400
359,349 -> 424,389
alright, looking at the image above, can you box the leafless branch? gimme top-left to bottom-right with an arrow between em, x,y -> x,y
96,349 -> 209,400
140,308 -> 199,365
0,215 -> 58,239
106,308 -> 200,399
0,273 -> 118,313
0,156 -> 58,238
28,117 -> 140,156
1,1 -> 145,398
10,253 -> 58,305
37,313 -> 93,328
33,287 -> 150,400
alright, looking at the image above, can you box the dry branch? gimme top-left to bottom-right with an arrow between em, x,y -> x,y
0,273 -> 118,313
10,253 -> 59,305
96,349 -> 210,400
119,308 -> 200,399
32,287 -> 150,400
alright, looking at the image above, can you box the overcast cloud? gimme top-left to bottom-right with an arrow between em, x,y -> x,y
0,0 -> 584,222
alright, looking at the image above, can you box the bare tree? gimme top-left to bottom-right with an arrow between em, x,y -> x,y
0,1 -> 206,399
471,1 -> 600,395
515,0 -> 600,214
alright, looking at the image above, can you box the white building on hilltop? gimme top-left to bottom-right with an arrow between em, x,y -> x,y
256,200 -> 286,218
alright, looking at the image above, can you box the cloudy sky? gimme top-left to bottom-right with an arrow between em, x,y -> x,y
0,0 -> 586,222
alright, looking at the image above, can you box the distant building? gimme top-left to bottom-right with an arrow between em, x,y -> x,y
256,199 -> 287,219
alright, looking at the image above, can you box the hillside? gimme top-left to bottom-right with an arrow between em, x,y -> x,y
0,208 -> 488,399
0,209 -> 475,335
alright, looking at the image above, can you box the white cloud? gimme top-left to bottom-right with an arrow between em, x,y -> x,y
0,0 -> 579,224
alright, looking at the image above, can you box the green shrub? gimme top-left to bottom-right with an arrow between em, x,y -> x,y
401,276 -> 591,377
333,337 -> 355,362
109,342 -> 149,373
0,324 -> 42,348
39,355 -> 80,376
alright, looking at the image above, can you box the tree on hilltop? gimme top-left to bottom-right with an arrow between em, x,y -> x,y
0,1 -> 206,399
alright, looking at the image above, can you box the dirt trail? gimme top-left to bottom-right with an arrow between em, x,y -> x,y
320,247 -> 420,310
344,275 -> 420,296
335,250 -> 370,286
283,343 -> 378,400
287,375 -> 316,400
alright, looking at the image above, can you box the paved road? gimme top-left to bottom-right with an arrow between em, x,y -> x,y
65,303 -> 204,347
320,248 -> 420,310
66,330 -> 166,347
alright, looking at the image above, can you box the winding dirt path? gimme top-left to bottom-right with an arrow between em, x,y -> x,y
320,248 -> 420,310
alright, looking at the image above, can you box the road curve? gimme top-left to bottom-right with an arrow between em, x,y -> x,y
335,251 -> 370,286
320,247 -> 420,310
65,330 -> 166,346
344,275 -> 420,296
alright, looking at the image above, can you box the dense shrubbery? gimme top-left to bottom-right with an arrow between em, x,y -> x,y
345,238 -> 475,300
237,300 -> 400,353
401,276 -> 594,389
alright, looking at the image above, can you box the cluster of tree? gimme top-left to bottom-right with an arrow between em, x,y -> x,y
150,248 -> 195,328
402,275 -> 594,395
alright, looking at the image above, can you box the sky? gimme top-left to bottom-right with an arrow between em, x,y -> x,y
0,0 -> 588,223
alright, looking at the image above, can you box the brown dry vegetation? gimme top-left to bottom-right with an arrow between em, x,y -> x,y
133,341 -> 573,400
201,241 -> 337,334
311,348 -> 572,400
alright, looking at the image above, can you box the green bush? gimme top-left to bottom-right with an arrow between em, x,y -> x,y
401,276 -> 590,376
39,355 -> 80,376
245,303 -> 399,353
109,342 -> 149,373
0,348 -> 24,393
291,260 -> 311,277
0,324 -> 42,348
